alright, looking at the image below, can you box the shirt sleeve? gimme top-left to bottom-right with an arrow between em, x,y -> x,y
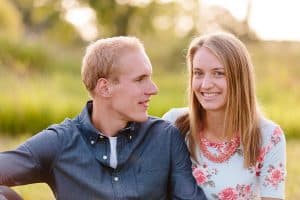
162,107 -> 188,124
259,126 -> 286,199
169,126 -> 207,200
0,129 -> 61,186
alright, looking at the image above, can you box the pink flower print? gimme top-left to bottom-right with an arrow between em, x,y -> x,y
236,184 -> 255,199
274,127 -> 282,136
257,147 -> 267,163
271,127 -> 282,145
193,168 -> 207,184
271,169 -> 283,181
255,163 -> 262,176
264,164 -> 285,189
244,185 -> 251,193
255,147 -> 268,176
218,188 -> 238,200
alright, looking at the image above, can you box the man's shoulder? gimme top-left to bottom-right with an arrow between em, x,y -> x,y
46,118 -> 71,130
147,115 -> 176,127
45,117 -> 79,137
141,116 -> 181,136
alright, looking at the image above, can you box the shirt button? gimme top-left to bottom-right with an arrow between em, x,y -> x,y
103,155 -> 108,160
90,140 -> 95,145
99,135 -> 104,139
113,177 -> 119,181
129,135 -> 132,140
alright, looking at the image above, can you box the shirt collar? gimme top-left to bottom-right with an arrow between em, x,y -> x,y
77,101 -> 138,142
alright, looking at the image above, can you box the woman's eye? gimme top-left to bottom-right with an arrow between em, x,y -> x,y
214,71 -> 225,77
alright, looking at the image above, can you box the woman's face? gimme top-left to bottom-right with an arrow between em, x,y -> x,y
191,47 -> 227,113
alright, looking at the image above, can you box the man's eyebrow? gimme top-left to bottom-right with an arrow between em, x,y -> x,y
135,74 -> 148,79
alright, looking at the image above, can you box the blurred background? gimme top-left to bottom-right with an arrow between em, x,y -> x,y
0,0 -> 299,199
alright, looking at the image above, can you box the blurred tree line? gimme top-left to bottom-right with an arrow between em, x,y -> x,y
3,0 -> 299,137
0,0 -> 257,73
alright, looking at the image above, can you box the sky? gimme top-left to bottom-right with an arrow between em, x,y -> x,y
202,0 -> 300,41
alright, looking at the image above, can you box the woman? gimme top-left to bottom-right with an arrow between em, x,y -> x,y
163,32 -> 286,200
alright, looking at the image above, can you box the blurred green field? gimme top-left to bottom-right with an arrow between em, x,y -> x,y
1,37 -> 300,199
1,38 -> 299,137
1,136 -> 299,199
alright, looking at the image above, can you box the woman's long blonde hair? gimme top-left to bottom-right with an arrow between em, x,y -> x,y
176,32 -> 261,167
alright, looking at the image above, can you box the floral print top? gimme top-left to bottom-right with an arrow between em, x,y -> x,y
163,108 -> 286,200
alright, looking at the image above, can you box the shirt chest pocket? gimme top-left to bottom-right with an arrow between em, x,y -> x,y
134,164 -> 170,199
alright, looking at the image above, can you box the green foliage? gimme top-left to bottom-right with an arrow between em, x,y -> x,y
0,37 -> 81,74
150,71 -> 188,116
0,37 -> 85,136
0,0 -> 23,40
43,19 -> 84,46
0,38 -> 49,73
248,42 -> 300,138
88,0 -> 199,37
0,70 -> 87,135
0,39 -> 300,138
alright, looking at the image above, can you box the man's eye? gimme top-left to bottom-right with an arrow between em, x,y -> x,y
193,71 -> 202,76
136,78 -> 144,82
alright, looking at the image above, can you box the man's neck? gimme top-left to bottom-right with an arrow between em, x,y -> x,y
91,101 -> 127,137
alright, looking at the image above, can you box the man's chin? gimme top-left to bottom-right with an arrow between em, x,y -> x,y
133,114 -> 148,122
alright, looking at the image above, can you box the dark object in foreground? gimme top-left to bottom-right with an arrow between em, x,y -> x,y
0,186 -> 23,200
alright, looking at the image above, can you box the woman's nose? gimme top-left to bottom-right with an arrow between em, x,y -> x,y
201,75 -> 213,88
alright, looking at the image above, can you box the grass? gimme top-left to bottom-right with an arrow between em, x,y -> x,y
0,40 -> 300,137
0,135 -> 299,199
1,64 -> 299,137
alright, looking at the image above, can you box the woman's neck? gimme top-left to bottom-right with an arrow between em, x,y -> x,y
203,111 -> 226,142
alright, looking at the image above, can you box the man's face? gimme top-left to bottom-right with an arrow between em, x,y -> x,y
108,49 -> 158,122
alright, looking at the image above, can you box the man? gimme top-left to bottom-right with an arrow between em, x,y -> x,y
0,186 -> 23,200
0,36 -> 206,199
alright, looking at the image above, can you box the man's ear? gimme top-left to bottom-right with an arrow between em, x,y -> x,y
94,78 -> 113,97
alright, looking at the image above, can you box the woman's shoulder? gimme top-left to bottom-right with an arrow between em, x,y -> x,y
162,107 -> 189,124
259,117 -> 277,131
259,117 -> 285,144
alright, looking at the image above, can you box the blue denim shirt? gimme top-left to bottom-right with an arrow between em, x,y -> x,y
0,101 -> 206,200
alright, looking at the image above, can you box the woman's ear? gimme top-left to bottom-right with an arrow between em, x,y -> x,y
94,78 -> 113,98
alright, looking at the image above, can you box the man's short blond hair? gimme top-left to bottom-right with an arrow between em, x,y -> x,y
81,36 -> 145,93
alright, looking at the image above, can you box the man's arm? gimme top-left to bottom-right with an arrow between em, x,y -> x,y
169,127 -> 207,200
0,186 -> 23,200
0,129 -> 60,186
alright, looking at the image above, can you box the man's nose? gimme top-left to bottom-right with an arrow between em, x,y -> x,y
146,80 -> 158,95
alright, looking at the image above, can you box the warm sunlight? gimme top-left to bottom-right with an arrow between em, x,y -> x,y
63,0 -> 98,41
202,0 -> 300,41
